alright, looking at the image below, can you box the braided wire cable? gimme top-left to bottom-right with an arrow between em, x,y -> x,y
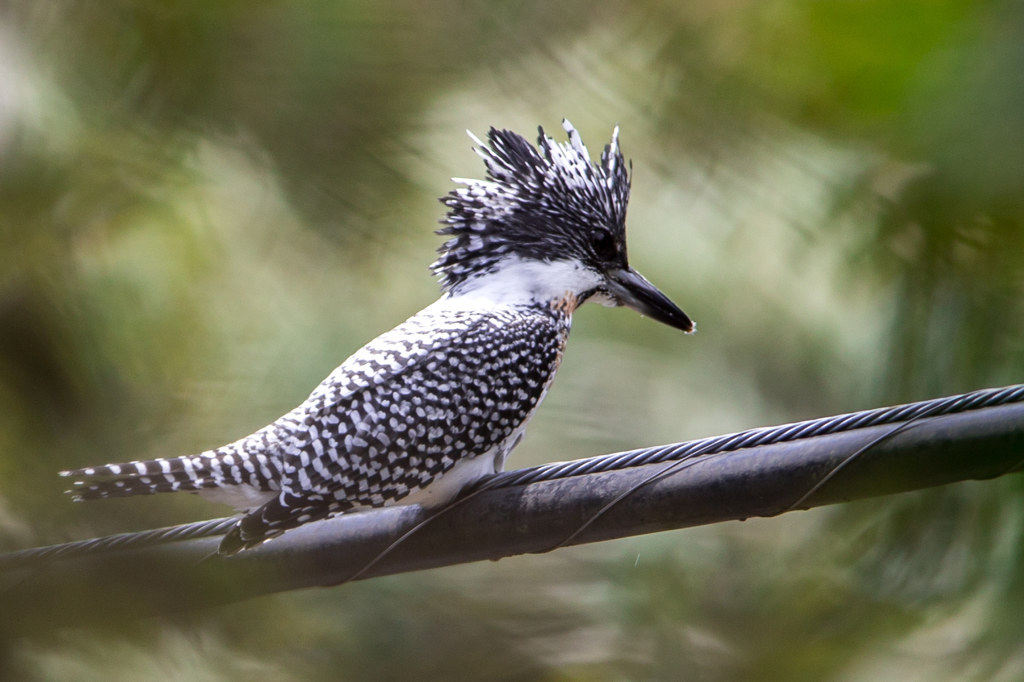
3,383 -> 1023,570
0,517 -> 239,570
476,383 -> 1024,491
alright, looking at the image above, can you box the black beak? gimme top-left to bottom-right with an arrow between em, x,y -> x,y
605,268 -> 695,333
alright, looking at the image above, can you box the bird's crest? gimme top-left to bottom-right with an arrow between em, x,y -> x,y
433,120 -> 631,292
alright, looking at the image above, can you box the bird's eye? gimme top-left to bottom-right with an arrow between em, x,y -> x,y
590,229 -> 618,260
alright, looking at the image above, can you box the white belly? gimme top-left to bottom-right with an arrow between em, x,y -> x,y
199,484 -> 278,512
400,447 -> 501,508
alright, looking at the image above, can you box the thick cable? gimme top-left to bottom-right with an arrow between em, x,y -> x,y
2,383 -> 1022,570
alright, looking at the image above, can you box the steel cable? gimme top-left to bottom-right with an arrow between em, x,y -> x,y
3,383 -> 1023,570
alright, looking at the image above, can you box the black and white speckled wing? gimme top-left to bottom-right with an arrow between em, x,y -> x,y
60,307 -> 473,503
61,302 -> 571,553
220,303 -> 570,552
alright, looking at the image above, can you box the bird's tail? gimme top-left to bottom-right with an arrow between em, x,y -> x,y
60,456 -> 223,500
60,446 -> 280,502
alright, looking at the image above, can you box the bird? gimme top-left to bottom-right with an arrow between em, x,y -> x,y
60,120 -> 695,554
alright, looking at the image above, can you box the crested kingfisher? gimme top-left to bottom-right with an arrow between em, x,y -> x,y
61,120 -> 695,554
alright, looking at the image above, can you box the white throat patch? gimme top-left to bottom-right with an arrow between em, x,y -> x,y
442,256 -> 605,308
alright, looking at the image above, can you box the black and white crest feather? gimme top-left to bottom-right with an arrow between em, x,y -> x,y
433,120 -> 631,292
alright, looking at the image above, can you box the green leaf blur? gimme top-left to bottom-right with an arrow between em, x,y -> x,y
2,0 -> 1024,679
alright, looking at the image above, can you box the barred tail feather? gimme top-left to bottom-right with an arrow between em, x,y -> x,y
68,474 -> 223,501
61,447 -> 283,502
60,452 -> 225,481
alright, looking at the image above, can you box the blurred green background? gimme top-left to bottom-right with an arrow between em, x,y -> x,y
2,0 -> 1024,679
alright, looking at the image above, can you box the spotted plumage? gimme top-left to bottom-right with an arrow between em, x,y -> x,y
61,120 -> 694,554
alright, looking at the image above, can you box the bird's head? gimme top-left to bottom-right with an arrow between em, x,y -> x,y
433,120 -> 694,333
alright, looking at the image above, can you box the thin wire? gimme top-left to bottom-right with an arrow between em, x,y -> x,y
337,484 -> 493,584
3,383 -> 1023,570
780,417 -> 926,514
546,454 -> 712,552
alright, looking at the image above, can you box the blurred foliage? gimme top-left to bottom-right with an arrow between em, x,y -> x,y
2,0 -> 1024,680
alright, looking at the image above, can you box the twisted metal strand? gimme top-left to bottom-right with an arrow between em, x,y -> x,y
3,383 -> 1022,570
0,518 -> 238,570
477,384 -> 1024,491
